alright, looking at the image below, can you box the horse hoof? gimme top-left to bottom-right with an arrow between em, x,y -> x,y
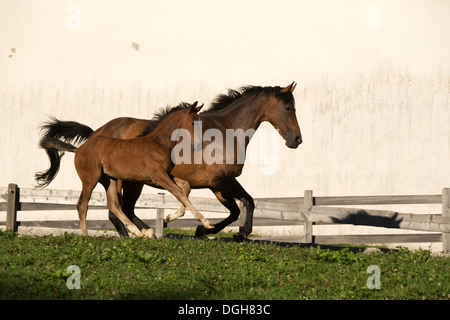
195,225 -> 207,238
233,233 -> 247,242
142,228 -> 155,239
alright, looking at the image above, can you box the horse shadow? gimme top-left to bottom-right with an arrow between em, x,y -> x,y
330,209 -> 403,229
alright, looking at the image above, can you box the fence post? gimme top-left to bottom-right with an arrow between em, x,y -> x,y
302,190 -> 314,243
443,188 -> 450,252
237,200 -> 246,227
155,193 -> 165,239
6,183 -> 19,232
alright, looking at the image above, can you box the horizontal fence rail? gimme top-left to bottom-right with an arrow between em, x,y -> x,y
260,194 -> 443,206
1,184 -> 449,251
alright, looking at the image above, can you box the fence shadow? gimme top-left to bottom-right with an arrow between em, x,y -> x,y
162,232 -> 393,254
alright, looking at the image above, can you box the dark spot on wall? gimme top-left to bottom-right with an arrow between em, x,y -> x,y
131,42 -> 139,51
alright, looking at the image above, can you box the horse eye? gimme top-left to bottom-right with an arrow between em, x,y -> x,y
285,105 -> 293,111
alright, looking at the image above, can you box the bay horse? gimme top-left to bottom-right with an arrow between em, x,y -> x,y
36,83 -> 302,241
40,101 -> 213,237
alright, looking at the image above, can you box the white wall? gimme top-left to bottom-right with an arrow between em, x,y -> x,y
1,0 -> 449,210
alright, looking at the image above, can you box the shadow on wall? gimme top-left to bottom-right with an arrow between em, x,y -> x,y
331,210 -> 403,229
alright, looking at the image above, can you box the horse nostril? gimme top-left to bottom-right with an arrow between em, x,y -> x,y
295,136 -> 302,144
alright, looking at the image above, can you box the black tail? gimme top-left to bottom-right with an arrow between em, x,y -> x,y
35,117 -> 94,188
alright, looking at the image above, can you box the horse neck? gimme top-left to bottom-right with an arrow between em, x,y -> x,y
201,94 -> 267,133
146,119 -> 183,149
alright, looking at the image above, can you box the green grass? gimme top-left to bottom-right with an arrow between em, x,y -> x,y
0,229 -> 448,300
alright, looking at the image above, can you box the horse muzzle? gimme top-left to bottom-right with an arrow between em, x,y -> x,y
285,135 -> 302,149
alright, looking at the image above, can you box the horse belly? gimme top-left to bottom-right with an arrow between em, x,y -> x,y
171,163 -> 243,189
102,152 -> 150,182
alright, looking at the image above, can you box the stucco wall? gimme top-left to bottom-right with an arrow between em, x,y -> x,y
1,0 -> 449,217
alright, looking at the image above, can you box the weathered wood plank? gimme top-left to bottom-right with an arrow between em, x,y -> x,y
315,233 -> 442,244
136,194 -> 227,212
164,217 -> 303,229
442,188 -> 450,252
306,208 -> 450,233
315,195 -> 442,205
10,187 -> 227,213
257,194 -> 442,205
6,184 -> 19,232
0,218 -> 303,229
9,188 -> 106,207
19,203 -> 106,211
302,190 -> 314,243
156,208 -> 164,238
253,203 -> 450,233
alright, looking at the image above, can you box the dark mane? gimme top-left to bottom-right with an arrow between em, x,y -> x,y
201,85 -> 294,114
137,102 -> 193,137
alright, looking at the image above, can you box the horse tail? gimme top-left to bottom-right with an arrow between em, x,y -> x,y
35,117 -> 94,188
39,137 -> 79,153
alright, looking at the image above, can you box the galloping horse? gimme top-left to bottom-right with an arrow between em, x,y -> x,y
40,101 -> 212,237
36,83 -> 302,241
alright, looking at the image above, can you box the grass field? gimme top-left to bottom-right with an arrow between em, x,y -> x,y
0,229 -> 448,300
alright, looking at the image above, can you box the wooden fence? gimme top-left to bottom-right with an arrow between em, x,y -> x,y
1,183 -> 449,251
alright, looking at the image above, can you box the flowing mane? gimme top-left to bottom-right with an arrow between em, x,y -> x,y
201,85 -> 295,114
137,102 -> 194,137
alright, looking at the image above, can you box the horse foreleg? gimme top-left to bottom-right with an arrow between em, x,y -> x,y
194,188 -> 240,238
196,177 -> 254,241
164,177 -> 190,223
152,174 -> 213,229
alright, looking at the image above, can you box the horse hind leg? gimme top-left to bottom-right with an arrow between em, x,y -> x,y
106,179 -> 154,238
77,184 -> 95,236
75,149 -> 102,236
77,191 -> 88,236
164,177 -> 190,223
99,175 -> 130,238
122,181 -> 152,232
107,179 -> 154,238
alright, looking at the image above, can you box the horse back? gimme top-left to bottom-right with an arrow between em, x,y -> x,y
93,117 -> 153,140
79,135 -> 170,181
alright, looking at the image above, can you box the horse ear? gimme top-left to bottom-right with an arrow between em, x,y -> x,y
195,103 -> 204,113
280,81 -> 296,93
291,82 -> 297,92
190,101 -> 203,113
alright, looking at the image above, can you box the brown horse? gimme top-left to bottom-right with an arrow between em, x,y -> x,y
36,83 -> 302,241
40,101 -> 213,237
